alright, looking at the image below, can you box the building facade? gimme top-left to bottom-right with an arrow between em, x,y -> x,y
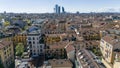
100,35 -> 120,68
27,30 -> 44,57
0,40 -> 14,68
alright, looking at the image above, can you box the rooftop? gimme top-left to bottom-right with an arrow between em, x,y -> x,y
76,49 -> 100,68
48,59 -> 73,67
65,45 -> 75,53
102,35 -> 120,49
0,39 -> 12,49
49,41 -> 69,49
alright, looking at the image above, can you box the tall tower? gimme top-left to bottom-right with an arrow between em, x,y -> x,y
54,4 -> 61,14
58,6 -> 61,14
55,4 -> 58,14
62,7 -> 65,13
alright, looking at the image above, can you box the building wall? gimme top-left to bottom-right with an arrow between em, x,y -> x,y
113,61 -> 120,68
76,55 -> 83,68
53,67 -> 72,68
100,39 -> 113,63
27,35 -> 44,56
102,58 -> 112,68
13,34 -> 27,45
0,42 -> 14,68
45,49 -> 65,59
67,50 -> 75,63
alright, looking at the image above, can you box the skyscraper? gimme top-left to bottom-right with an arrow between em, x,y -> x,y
55,4 -> 59,14
58,6 -> 60,14
54,4 -> 61,14
62,7 -> 65,13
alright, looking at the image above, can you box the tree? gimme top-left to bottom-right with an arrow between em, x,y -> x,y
4,21 -> 10,26
15,43 -> 24,57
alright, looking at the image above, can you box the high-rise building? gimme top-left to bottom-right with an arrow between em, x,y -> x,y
54,4 -> 66,14
54,4 -> 61,14
58,6 -> 61,14
55,4 -> 59,14
62,7 -> 65,13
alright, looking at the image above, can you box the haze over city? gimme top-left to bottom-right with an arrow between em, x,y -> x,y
0,0 -> 120,13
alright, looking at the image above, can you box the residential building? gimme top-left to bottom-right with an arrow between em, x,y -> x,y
0,40 -> 14,68
76,49 -> 100,68
45,41 -> 68,59
113,51 -> 120,68
65,45 -> 75,63
100,35 -> 120,68
13,33 -> 27,46
44,59 -> 73,68
27,29 -> 44,56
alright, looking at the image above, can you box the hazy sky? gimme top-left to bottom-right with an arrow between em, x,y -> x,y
0,0 -> 120,13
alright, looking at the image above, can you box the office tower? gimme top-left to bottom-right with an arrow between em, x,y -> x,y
62,7 -> 65,13
54,4 -> 61,14
55,4 -> 58,14
58,6 -> 61,14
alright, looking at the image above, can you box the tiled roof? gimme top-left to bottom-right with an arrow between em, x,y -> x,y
65,45 -> 75,53
76,49 -> 100,68
102,35 -> 119,46
48,59 -> 73,67
0,40 -> 12,49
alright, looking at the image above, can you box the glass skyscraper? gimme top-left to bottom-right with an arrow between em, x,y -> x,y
54,4 -> 60,14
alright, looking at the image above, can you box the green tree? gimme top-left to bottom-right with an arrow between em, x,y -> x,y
15,43 -> 24,57
4,21 -> 10,26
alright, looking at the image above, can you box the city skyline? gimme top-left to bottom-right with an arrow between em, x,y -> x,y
0,0 -> 120,13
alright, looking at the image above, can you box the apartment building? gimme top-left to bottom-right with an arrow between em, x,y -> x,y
65,45 -> 75,63
27,30 -> 44,57
100,35 -> 120,68
43,59 -> 73,68
76,48 -> 100,68
0,40 -> 14,68
13,33 -> 27,46
45,41 -> 68,59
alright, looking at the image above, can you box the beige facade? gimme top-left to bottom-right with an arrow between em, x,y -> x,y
100,36 -> 120,68
113,62 -> 120,68
0,40 -> 14,68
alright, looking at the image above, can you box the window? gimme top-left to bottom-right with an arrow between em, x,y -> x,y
4,47 -> 6,50
33,37 -> 35,40
40,45 -> 42,48
34,53 -> 36,55
9,48 -> 11,51
40,49 -> 43,52
9,45 -> 10,47
28,37 -> 31,40
33,41 -> 35,44
34,50 -> 35,52
101,40 -> 104,43
33,46 -> 35,48
106,43 -> 109,48
37,38 -> 39,40
30,45 -> 32,48
37,46 -> 39,48
4,51 -> 6,55
29,41 -> 31,44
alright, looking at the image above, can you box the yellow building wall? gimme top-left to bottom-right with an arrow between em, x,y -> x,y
0,43 -> 14,68
113,62 -> 120,68
100,40 -> 114,63
102,58 -> 113,68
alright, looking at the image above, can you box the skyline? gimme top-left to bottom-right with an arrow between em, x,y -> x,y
0,0 -> 120,13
